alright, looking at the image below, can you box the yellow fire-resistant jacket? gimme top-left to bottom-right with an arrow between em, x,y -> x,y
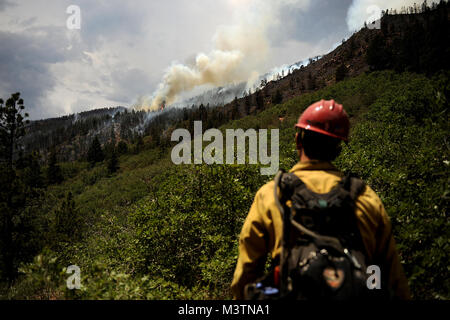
231,160 -> 411,300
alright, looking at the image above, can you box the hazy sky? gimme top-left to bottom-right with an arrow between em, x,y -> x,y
0,0 -> 419,119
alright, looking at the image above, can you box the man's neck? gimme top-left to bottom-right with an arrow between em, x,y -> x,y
299,149 -> 312,163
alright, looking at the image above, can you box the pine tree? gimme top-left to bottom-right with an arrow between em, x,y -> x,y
134,135 -> 144,154
289,78 -> 295,90
0,93 -> 37,281
0,92 -> 29,168
256,91 -> 264,110
87,136 -> 104,166
307,72 -> 316,90
117,140 -> 128,154
110,126 -> 116,145
24,151 -> 44,190
335,63 -> 348,82
231,97 -> 239,120
366,34 -> 391,71
47,150 -> 63,184
107,149 -> 119,174
245,94 -> 251,115
54,192 -> 82,243
272,90 -> 283,104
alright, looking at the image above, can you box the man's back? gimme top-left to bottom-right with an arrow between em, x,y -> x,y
231,160 -> 410,299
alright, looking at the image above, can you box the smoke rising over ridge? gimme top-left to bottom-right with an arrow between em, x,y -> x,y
136,0 -> 311,111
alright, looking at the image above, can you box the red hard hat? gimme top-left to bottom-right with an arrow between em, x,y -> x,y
295,99 -> 349,141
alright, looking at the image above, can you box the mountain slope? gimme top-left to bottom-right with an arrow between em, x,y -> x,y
22,2 -> 449,165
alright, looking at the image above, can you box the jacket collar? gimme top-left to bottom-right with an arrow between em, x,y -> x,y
289,160 -> 339,173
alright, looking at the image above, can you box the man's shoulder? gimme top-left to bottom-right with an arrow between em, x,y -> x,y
358,182 -> 384,206
255,179 -> 276,200
354,181 -> 389,226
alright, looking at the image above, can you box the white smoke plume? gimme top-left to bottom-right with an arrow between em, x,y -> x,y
346,0 -> 439,31
137,0 -> 311,111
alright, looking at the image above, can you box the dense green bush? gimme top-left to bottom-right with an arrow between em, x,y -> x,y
130,164 -> 266,298
334,72 -> 449,299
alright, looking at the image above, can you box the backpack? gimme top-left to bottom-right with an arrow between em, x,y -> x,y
245,170 -> 374,300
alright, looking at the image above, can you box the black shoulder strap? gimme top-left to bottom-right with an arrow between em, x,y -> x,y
278,172 -> 306,201
339,174 -> 369,257
341,175 -> 366,201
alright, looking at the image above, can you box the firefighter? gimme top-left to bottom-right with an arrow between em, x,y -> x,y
231,99 -> 410,300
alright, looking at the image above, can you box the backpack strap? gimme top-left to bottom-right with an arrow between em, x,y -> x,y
278,172 -> 305,202
339,174 -> 369,257
341,175 -> 366,201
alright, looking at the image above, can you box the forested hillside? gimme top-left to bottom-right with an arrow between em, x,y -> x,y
0,2 -> 448,300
